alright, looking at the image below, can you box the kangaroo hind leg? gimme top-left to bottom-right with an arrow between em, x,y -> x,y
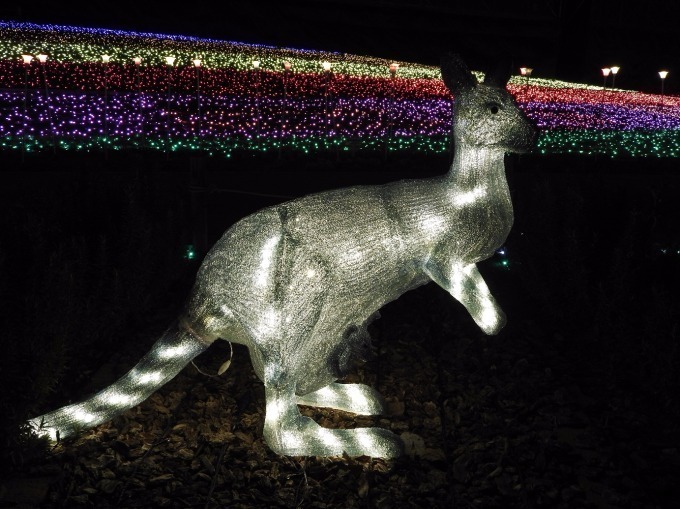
296,382 -> 385,415
263,375 -> 402,458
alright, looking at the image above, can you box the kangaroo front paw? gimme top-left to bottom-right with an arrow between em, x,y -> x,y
475,305 -> 506,335
265,415 -> 403,458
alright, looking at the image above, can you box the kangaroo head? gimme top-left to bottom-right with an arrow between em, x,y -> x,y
441,53 -> 536,154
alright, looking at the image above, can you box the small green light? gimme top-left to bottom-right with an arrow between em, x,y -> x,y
184,245 -> 196,261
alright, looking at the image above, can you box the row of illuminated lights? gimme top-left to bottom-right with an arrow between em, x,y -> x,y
18,52 -> 400,76
15,53 -> 680,105
6,131 -> 680,159
6,88 -> 680,131
3,21 -> 674,91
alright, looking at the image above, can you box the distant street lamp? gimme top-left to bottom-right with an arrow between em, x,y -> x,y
601,67 -> 611,88
322,62 -> 332,137
193,59 -> 202,135
386,63 -> 400,158
36,54 -> 54,152
659,70 -> 669,105
282,61 -> 292,138
21,54 -> 33,160
601,68 -> 611,102
165,57 -> 176,156
132,57 -> 142,144
610,66 -> 620,88
102,55 -> 110,154
253,59 -> 261,136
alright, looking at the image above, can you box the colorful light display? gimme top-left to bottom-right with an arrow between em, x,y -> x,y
1,20 -> 679,159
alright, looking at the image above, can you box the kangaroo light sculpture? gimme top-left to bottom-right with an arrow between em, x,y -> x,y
29,54 -> 536,458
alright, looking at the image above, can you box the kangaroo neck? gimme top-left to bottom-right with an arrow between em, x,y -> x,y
446,144 -> 507,189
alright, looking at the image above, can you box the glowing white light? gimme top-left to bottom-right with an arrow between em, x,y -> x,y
133,56 -> 142,65
306,268 -> 316,278
256,308 -> 280,338
72,407 -> 97,424
452,186 -> 487,206
419,214 -> 445,236
159,344 -> 189,359
601,68 -> 611,77
316,427 -> 342,448
104,392 -> 133,406
252,60 -> 260,69
255,235 -> 280,287
21,54 -> 33,64
165,56 -> 176,66
479,301 -> 498,330
137,371 -> 162,384
266,398 -> 286,422
36,54 -> 48,63
283,61 -> 291,71
101,54 -> 110,63
355,428 -> 376,452
322,61 -> 331,72
193,58 -> 201,68
315,386 -> 334,400
610,66 -> 620,75
659,70 -> 669,79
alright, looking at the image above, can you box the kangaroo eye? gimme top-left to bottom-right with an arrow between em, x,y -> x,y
488,103 -> 500,114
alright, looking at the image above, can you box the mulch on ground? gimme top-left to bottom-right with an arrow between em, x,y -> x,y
7,285 -> 680,509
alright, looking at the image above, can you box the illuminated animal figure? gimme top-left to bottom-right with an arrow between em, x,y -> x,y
30,54 -> 536,458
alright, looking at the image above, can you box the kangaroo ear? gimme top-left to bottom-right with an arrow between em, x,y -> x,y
482,59 -> 512,88
440,53 -> 477,94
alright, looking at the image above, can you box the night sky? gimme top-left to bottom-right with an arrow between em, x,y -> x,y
5,0 -> 680,95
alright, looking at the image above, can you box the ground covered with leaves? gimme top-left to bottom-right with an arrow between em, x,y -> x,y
6,281 -> 679,509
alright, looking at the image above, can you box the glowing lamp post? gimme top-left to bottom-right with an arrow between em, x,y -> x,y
193,59 -> 202,134
164,57 -> 176,156
102,55 -> 110,153
322,62 -> 332,137
519,67 -> 533,92
21,54 -> 33,160
601,67 -> 611,88
610,66 -> 620,88
386,63 -> 400,156
601,67 -> 611,103
35,54 -> 54,152
281,61 -> 292,155
659,70 -> 668,106
132,56 -> 142,91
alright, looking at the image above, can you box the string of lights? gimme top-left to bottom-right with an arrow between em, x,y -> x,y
1,21 -> 679,159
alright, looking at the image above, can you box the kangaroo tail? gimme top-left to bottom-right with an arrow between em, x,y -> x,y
28,325 -> 213,442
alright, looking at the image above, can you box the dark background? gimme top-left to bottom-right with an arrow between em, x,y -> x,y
3,0 -> 680,94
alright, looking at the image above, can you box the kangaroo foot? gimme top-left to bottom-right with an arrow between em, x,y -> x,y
296,382 -> 385,415
265,384 -> 402,458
